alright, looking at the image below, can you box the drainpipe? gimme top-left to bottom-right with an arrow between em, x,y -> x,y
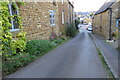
108,8 -> 112,40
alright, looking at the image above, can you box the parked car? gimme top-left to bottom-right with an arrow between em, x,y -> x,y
84,23 -> 88,25
86,26 -> 93,31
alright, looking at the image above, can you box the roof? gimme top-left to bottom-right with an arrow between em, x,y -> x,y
95,0 -> 116,15
67,0 -> 74,8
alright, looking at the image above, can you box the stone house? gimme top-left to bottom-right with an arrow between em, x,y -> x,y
9,0 -> 74,40
58,0 -> 74,34
83,16 -> 92,24
92,0 -> 119,40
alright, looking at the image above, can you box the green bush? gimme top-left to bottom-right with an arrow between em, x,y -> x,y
26,40 -> 54,55
118,47 -> 120,52
51,39 -> 64,46
75,19 -> 80,30
3,39 -> 68,76
2,53 -> 35,76
65,22 -> 77,37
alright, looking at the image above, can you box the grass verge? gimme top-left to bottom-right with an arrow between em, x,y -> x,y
117,47 -> 120,52
89,33 -> 116,79
97,48 -> 115,79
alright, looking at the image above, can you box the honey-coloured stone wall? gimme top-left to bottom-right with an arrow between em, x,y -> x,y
19,2 -> 59,40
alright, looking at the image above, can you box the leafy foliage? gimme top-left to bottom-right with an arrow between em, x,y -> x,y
26,40 -> 54,55
3,38 -> 68,76
1,1 -> 69,77
65,22 -> 78,37
3,53 -> 34,76
75,19 -> 80,30
1,2 -> 26,56
1,1 -> 26,76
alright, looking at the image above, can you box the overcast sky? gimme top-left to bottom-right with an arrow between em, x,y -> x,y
70,0 -> 107,12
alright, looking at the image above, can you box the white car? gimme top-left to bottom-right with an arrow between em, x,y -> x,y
86,26 -> 93,31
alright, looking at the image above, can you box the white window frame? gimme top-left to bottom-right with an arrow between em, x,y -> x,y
49,10 -> 55,26
62,11 -> 65,24
116,19 -> 120,27
8,2 -> 19,32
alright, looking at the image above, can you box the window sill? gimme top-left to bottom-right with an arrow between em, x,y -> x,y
50,24 -> 56,26
10,29 -> 20,32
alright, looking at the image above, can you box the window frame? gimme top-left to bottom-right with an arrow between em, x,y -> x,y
62,11 -> 65,24
53,0 -> 56,6
8,2 -> 20,32
116,18 -> 120,27
62,0 -> 64,4
49,10 -> 55,26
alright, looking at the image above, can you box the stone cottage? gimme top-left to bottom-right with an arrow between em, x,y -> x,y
58,0 -> 74,34
9,0 -> 74,40
83,16 -> 92,24
92,0 -> 119,40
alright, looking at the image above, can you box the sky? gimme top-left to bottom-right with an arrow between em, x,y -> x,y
70,0 -> 107,12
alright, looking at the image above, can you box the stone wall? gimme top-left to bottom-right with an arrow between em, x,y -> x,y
58,0 -> 74,34
68,2 -> 74,23
111,2 -> 118,36
19,2 -> 59,40
84,17 -> 92,24
93,11 -> 109,39
58,0 -> 68,34
93,1 -> 119,40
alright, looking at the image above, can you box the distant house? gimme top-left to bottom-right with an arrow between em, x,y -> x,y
79,16 -> 84,23
83,16 -> 92,24
74,12 -> 79,20
92,0 -> 119,40
8,0 -> 74,40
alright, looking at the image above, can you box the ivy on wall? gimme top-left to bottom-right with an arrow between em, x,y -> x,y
0,2 -> 2,55
0,1 -> 26,57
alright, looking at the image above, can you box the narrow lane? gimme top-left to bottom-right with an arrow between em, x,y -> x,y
7,25 -> 108,78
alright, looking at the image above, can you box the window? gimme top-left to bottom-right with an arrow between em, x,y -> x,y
62,0 -> 64,4
68,14 -> 70,23
8,2 -> 19,32
53,0 -> 56,6
100,26 -> 102,32
62,11 -> 65,24
49,10 -> 55,26
116,18 -> 120,27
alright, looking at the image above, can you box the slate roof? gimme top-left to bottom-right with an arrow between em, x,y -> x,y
67,0 -> 74,8
95,0 -> 116,15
